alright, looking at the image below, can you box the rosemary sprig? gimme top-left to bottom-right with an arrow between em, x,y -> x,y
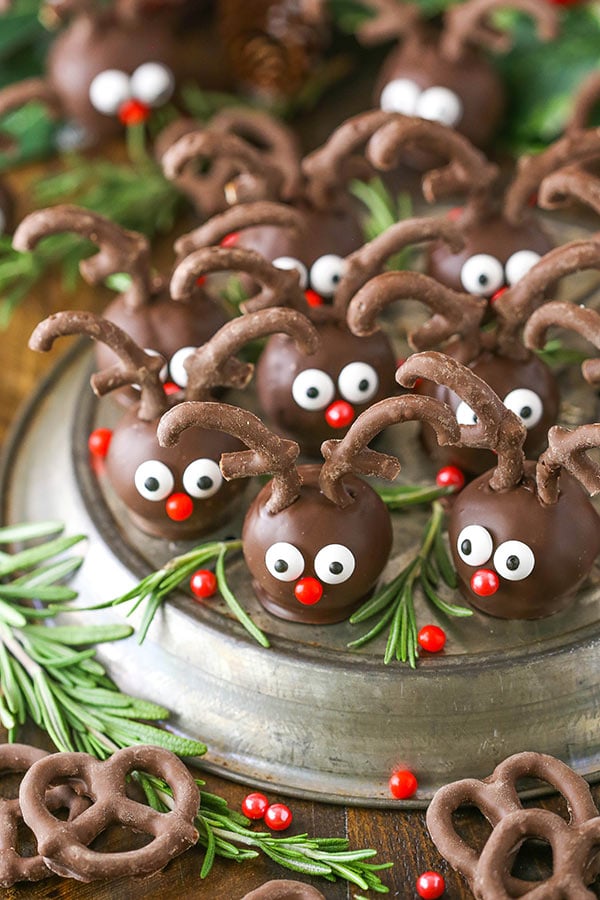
69,539 -> 270,649
375,482 -> 456,509
0,521 -> 206,758
135,772 -> 392,892
534,338 -> 589,369
348,501 -> 471,667
351,177 -> 413,267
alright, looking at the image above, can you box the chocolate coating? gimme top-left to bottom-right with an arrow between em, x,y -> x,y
241,881 -> 325,900
233,202 -> 364,272
96,284 -> 229,405
242,464 -> 393,624
426,214 -> 553,296
418,350 -> 560,473
256,323 -> 398,456
375,30 -> 504,156
105,407 -> 246,540
448,460 -> 600,618
47,11 -> 178,144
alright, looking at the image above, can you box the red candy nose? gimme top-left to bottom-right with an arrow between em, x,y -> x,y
325,400 -> 354,429
294,577 -> 323,605
165,493 -> 194,521
491,286 -> 508,304
118,99 -> 151,125
471,569 -> 499,597
304,289 -> 323,308
220,232 -> 239,248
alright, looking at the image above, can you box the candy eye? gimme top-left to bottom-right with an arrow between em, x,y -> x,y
169,346 -> 196,388
493,540 -> 535,581
505,250 -> 542,286
134,460 -> 174,501
502,389 -> 543,430
265,542 -> 305,582
292,369 -> 335,411
380,78 -> 421,115
272,256 -> 308,290
89,69 -> 131,115
416,86 -> 463,127
460,254 -> 504,297
337,362 -> 379,404
314,544 -> 355,585
309,255 -> 347,298
130,62 -> 175,107
457,525 -> 493,566
182,459 -> 222,498
455,401 -> 478,426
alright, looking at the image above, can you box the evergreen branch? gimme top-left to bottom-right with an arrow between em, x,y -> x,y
350,178 -> 414,266
348,501 -> 471,666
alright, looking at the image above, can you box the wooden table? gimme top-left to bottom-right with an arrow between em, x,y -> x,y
1,163 -> 600,900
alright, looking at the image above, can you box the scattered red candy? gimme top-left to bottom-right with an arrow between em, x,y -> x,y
119,98 -> 150,125
418,625 -> 446,654
435,465 -> 465,492
88,428 -> 112,458
294,577 -> 323,605
389,769 -> 418,799
190,569 -> 217,599
241,792 -> 269,820
265,803 -> 293,831
416,870 -> 445,899
325,400 -> 354,429
471,569 -> 499,597
165,493 -> 194,521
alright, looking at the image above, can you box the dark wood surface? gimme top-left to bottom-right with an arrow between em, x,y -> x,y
1,161 -> 600,900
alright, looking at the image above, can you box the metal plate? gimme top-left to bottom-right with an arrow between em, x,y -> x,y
2,321 -> 600,809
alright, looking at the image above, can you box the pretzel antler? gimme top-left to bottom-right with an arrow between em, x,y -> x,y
440,0 -> 559,61
29,311 -> 167,420
538,164 -> 600,219
494,239 -> 600,357
13,206 -> 152,310
537,424 -> 600,505
175,201 -> 305,259
567,69 -> 600,134
355,0 -> 422,45
504,129 -> 600,226
320,395 -> 459,507
170,246 -> 307,314
158,401 -> 301,514
184,308 -> 319,401
347,271 -> 487,364
397,351 -> 526,491
367,116 -> 499,225
301,110 -> 395,211
333,215 -> 465,318
524,301 -> 600,386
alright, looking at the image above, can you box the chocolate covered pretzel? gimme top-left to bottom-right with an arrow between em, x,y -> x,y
19,745 -> 199,882
426,751 -> 599,897
241,881 -> 326,900
0,744 -> 89,887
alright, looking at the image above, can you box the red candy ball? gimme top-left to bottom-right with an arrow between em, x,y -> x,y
389,769 -> 418,800
416,871 -> 445,899
220,231 -> 240,248
418,625 -> 446,654
435,465 -> 465,492
88,428 -> 112,458
265,803 -> 293,831
471,569 -> 499,597
165,493 -> 194,521
190,569 -> 217,599
294,577 -> 323,605
119,98 -> 150,125
241,792 -> 269,820
325,400 -> 354,429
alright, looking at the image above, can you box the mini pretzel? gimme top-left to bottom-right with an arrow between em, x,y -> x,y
426,751 -> 599,896
0,744 -> 88,887
473,808 -> 600,900
19,745 -> 200,882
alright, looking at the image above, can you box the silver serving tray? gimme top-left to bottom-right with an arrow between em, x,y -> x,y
1,322 -> 600,809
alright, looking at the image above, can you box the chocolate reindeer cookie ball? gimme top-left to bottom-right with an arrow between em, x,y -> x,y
242,465 -> 393,624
